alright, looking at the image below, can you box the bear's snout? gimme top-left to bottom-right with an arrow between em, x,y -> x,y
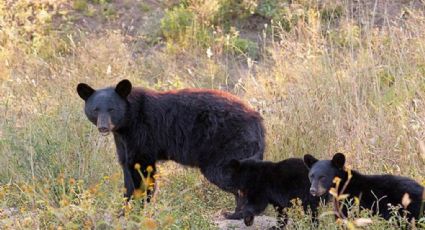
310,187 -> 317,196
97,113 -> 113,135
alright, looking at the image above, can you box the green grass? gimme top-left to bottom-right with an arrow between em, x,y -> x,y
1,0 -> 425,229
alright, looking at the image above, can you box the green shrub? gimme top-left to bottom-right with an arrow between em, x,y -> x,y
231,37 -> 259,58
213,0 -> 254,28
320,5 -> 343,23
161,6 -> 195,41
73,0 -> 88,11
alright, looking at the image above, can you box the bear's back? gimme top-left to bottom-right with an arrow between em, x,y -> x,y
257,158 -> 310,191
370,174 -> 424,203
129,87 -> 261,120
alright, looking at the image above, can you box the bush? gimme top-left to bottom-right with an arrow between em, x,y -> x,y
161,6 -> 195,41
231,37 -> 259,58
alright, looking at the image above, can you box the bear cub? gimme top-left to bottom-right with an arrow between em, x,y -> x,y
227,158 -> 325,229
304,153 -> 425,221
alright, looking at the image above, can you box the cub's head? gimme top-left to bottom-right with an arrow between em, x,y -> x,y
303,153 -> 346,197
76,79 -> 132,135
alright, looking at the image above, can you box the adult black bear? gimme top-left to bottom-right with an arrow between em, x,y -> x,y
304,153 -> 425,221
226,158 -> 324,229
76,79 -> 265,216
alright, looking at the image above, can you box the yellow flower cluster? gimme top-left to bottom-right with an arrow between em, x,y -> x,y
132,164 -> 157,199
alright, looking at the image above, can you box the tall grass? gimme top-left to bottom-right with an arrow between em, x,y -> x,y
0,0 -> 424,229
252,9 -> 425,177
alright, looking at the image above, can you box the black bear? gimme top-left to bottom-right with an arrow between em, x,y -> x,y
226,158 -> 325,229
304,153 -> 425,221
76,79 -> 265,215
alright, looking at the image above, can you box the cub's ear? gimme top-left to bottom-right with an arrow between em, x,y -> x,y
332,153 -> 346,169
77,83 -> 95,101
228,159 -> 241,172
115,79 -> 132,98
303,154 -> 318,169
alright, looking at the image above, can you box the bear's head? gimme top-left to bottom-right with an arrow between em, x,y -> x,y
303,153 -> 346,197
76,79 -> 132,135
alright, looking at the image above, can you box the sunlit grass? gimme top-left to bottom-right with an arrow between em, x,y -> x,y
1,0 -> 424,229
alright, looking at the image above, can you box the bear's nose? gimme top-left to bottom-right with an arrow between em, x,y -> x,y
98,127 -> 109,133
310,187 -> 317,196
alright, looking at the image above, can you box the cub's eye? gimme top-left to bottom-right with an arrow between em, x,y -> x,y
93,108 -> 99,112
319,176 -> 325,180
108,108 -> 115,112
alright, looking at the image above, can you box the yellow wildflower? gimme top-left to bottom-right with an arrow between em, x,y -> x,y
354,196 -> 360,206
69,178 -> 76,185
333,176 -> 341,187
134,163 -> 141,170
143,218 -> 157,230
133,189 -> 146,199
146,177 -> 155,189
163,215 -> 174,226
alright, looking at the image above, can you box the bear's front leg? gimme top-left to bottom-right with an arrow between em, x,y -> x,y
223,194 -> 246,219
123,164 -> 136,201
240,194 -> 268,226
114,137 -> 135,202
223,210 -> 244,220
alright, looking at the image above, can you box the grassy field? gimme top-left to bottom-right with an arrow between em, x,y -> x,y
0,0 -> 425,229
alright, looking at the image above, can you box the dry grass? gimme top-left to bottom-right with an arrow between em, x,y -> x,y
0,0 -> 424,229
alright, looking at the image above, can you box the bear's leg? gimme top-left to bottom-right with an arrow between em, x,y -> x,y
244,215 -> 255,226
223,210 -> 244,220
115,142 -> 135,202
199,164 -> 244,219
240,195 -> 268,226
122,164 -> 136,201
235,193 -> 245,212
223,194 -> 246,219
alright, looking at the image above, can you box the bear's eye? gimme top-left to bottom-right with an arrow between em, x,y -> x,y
319,176 -> 325,180
108,108 -> 115,112
93,108 -> 99,112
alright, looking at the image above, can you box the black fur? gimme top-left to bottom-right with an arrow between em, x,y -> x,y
226,158 -> 325,229
76,79 -> 265,214
304,153 -> 425,221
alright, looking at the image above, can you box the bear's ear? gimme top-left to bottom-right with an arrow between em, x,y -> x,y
303,154 -> 318,169
77,83 -> 95,101
228,159 -> 241,172
331,153 -> 345,169
115,79 -> 132,98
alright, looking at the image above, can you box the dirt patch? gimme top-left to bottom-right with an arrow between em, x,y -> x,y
213,213 -> 277,230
